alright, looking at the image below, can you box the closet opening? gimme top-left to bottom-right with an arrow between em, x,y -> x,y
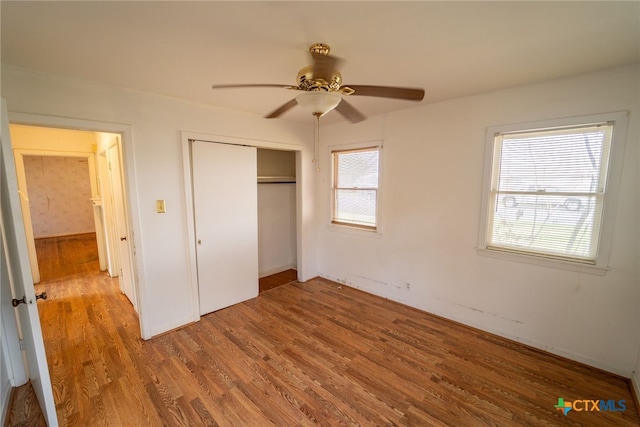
257,148 -> 298,293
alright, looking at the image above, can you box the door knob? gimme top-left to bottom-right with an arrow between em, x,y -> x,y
12,296 -> 26,307
120,236 -> 127,241
36,292 -> 47,301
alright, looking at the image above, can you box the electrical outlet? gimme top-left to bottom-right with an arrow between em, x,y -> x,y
156,200 -> 166,213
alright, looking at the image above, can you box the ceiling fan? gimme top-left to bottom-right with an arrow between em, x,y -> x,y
211,43 -> 425,123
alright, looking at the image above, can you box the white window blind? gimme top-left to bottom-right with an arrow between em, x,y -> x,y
332,147 -> 379,230
487,123 -> 613,263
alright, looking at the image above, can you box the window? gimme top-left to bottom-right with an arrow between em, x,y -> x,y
478,112 -> 628,273
332,146 -> 380,230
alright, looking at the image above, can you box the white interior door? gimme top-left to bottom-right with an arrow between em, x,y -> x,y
192,141 -> 258,315
1,98 -> 58,426
108,142 -> 137,311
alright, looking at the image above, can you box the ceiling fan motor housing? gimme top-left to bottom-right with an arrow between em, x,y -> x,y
297,66 -> 342,92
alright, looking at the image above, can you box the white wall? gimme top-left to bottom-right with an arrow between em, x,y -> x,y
317,64 -> 639,377
258,183 -> 297,277
1,66 -> 314,338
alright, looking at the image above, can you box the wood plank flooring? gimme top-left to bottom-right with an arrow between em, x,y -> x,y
3,381 -> 47,427
259,269 -> 298,293
34,233 -> 100,281
9,269 -> 638,426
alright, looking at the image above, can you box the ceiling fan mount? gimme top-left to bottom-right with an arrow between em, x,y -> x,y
211,43 -> 424,122
297,44 -> 346,93
308,42 -> 331,56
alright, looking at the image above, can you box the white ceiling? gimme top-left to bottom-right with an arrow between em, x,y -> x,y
2,1 -> 639,124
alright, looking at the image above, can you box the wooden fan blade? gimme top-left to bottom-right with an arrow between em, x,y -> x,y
265,98 -> 298,119
344,85 -> 425,101
212,84 -> 296,90
311,53 -> 342,83
335,99 -> 366,123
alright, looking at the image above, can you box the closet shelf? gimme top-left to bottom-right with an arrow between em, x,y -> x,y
257,176 -> 296,183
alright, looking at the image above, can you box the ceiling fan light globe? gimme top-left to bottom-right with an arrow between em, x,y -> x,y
296,92 -> 342,117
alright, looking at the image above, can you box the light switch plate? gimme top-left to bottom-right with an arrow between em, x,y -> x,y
156,200 -> 166,213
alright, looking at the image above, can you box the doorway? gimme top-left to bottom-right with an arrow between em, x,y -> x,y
22,155 -> 99,281
257,148 -> 298,292
2,113 -> 144,424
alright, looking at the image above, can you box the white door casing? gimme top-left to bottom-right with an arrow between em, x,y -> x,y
192,141 -> 259,315
4,113 -> 147,339
108,142 -> 137,311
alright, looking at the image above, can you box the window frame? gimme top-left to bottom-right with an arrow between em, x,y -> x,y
330,143 -> 382,232
477,111 -> 629,275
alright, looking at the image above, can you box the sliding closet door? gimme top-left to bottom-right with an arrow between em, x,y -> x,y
192,141 -> 258,315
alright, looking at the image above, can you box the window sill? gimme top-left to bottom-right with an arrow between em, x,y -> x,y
329,222 -> 382,238
476,247 -> 609,276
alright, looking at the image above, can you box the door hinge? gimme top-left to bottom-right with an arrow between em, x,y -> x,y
19,339 -> 25,351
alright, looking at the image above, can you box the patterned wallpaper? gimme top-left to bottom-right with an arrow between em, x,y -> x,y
23,155 -> 96,238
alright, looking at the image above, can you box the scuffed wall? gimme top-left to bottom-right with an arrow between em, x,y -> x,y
317,65 -> 639,377
23,155 -> 95,238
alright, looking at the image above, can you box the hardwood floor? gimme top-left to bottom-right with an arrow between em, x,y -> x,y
9,269 -> 639,426
259,269 -> 298,293
34,233 -> 100,281
4,381 -> 46,426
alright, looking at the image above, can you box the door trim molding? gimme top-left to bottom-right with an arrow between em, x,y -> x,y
6,112 -> 148,338
180,132 -> 303,324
